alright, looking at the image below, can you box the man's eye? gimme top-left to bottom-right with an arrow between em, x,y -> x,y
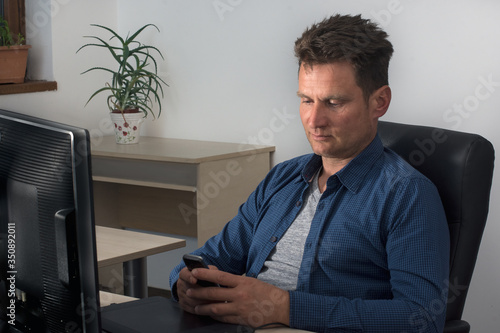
327,100 -> 339,108
302,99 -> 312,104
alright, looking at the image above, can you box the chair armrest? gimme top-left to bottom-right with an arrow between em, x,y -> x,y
444,320 -> 470,333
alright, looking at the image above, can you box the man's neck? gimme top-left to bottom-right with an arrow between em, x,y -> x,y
317,135 -> 377,192
317,157 -> 352,193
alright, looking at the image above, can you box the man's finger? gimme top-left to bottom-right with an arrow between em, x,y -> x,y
192,268 -> 238,288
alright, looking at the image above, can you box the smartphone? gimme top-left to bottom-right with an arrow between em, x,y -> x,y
182,254 -> 220,287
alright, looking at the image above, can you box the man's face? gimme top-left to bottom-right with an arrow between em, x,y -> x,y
298,62 -> 381,162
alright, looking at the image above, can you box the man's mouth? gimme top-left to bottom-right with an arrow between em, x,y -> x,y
310,133 -> 331,141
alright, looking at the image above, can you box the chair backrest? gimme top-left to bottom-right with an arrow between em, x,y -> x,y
377,121 -> 495,328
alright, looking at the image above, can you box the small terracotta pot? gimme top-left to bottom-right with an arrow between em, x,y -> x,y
0,45 -> 31,84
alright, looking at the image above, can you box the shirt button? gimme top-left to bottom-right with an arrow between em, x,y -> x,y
270,236 -> 278,242
296,201 -> 302,207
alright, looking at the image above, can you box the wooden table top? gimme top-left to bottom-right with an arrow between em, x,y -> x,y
95,226 -> 186,267
91,136 -> 275,163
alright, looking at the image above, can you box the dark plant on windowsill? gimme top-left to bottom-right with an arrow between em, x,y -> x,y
0,17 -> 25,46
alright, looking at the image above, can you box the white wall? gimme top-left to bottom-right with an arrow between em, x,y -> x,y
1,0 -> 118,129
0,0 -> 498,331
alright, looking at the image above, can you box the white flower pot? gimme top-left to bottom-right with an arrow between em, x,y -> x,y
110,112 -> 145,144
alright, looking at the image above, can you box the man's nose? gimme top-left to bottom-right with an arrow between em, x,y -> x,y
308,104 -> 329,128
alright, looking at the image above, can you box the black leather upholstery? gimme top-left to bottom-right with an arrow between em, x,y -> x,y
378,121 -> 495,333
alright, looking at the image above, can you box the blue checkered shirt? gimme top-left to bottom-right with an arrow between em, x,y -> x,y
170,135 -> 450,332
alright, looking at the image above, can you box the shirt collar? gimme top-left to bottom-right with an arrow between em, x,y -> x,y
301,135 -> 384,193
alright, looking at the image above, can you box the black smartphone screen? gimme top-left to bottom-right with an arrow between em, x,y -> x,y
182,254 -> 220,287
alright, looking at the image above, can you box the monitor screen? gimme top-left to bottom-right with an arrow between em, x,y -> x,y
0,109 -> 101,332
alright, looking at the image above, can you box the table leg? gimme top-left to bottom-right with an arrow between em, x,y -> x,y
123,258 -> 148,298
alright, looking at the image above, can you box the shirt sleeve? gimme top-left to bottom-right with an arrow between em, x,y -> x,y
289,177 -> 450,333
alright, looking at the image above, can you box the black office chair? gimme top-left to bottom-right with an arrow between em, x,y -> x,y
378,121 -> 495,333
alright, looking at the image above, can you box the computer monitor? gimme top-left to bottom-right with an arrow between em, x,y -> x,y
0,109 -> 101,332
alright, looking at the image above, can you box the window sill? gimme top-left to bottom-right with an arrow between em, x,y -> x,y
0,80 -> 57,95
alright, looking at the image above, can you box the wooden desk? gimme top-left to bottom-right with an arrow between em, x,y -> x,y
96,226 -> 186,297
100,290 -> 138,307
99,291 -> 313,332
91,136 -> 275,246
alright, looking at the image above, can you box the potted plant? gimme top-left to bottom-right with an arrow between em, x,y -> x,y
77,24 -> 167,144
0,17 -> 31,84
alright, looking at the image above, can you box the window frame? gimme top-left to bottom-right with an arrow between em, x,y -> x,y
0,0 -> 57,95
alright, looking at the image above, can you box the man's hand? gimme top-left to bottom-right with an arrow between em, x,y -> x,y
178,267 -> 290,328
177,265 -> 218,312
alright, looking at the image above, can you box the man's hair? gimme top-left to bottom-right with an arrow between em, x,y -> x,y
294,14 -> 394,102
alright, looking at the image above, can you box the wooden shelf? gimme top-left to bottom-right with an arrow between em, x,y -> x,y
92,176 -> 197,192
0,80 -> 57,95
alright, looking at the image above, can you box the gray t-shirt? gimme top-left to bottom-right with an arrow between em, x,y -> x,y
256,169 -> 322,290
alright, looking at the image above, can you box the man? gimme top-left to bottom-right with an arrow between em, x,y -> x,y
170,14 -> 450,332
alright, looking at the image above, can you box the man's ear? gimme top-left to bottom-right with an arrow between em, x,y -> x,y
370,85 -> 391,119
